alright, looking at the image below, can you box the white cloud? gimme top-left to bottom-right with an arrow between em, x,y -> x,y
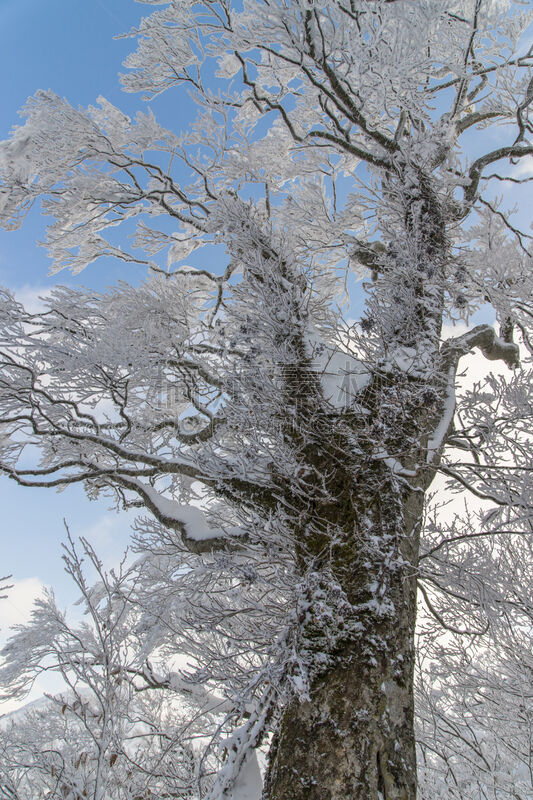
428,320 -> 522,523
510,157 -> 533,180
80,514 -> 119,550
75,510 -> 137,570
12,284 -> 51,314
0,576 -> 44,641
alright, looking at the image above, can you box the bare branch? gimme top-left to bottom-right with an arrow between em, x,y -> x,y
441,324 -> 520,369
463,144 -> 533,207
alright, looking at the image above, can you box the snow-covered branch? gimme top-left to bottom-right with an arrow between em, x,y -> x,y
1,1 -> 533,797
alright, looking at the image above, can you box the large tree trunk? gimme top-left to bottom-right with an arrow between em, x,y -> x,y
264,478 -> 425,800
265,593 -> 417,799
265,647 -> 416,799
262,184 -> 443,797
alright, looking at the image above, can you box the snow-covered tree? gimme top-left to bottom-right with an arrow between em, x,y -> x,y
0,1 -> 532,797
0,537 -> 204,800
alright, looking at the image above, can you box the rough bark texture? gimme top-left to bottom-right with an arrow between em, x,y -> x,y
265,584 -> 417,800
264,481 -> 423,800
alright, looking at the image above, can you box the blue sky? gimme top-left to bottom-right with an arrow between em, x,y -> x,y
0,1 -> 244,666
0,0 -> 149,288
0,1 -> 155,653
0,3 -> 363,655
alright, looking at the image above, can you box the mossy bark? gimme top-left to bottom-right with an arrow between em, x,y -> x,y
264,606 -> 417,800
264,476 -> 424,800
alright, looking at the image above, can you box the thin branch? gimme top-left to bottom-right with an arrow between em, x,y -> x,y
418,581 -> 489,637
463,144 -> 533,208
477,196 -> 532,255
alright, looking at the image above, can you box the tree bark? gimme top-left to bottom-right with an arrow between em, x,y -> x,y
264,480 -> 424,800
265,594 -> 417,799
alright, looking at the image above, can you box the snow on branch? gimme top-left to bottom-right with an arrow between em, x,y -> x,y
116,477 -> 246,554
442,324 -> 520,369
1,1 -> 533,796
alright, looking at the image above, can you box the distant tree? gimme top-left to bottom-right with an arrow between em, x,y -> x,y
0,537 -> 200,800
0,1 -> 532,797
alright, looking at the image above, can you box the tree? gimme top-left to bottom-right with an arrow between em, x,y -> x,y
0,537 -> 202,800
0,0 -> 532,797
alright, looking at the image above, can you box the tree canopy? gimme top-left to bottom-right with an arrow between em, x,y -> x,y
0,1 -> 532,798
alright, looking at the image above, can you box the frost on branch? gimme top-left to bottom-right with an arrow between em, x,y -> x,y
1,0 -> 533,798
